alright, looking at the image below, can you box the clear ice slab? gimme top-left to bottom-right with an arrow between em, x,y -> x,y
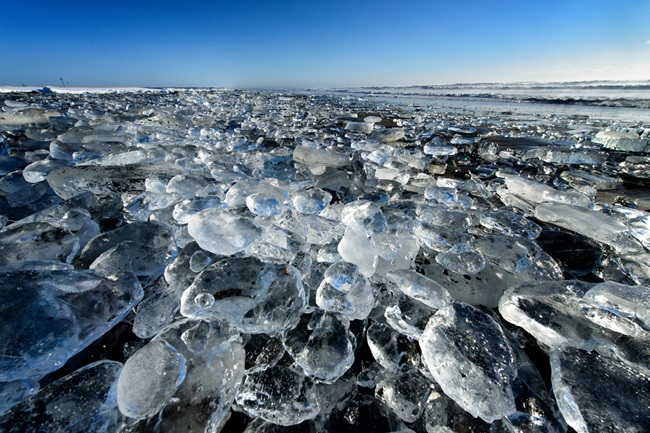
551,347 -> 650,433
419,301 -> 517,422
0,270 -> 142,382
180,256 -> 307,333
0,360 -> 123,433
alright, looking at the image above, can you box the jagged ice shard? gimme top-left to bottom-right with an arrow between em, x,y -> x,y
1,85 -> 650,432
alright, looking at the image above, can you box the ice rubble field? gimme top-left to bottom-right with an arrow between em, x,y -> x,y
1,88 -> 650,432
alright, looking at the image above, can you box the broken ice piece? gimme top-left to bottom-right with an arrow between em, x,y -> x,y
180,256 -> 306,333
0,360 -> 123,432
479,209 -> 542,240
316,261 -> 375,320
283,311 -> 356,382
187,208 -> 263,256
0,222 -> 79,266
385,269 -> 451,309
117,339 -> 186,420
235,365 -> 320,426
0,270 -> 142,382
551,347 -> 650,433
534,202 -> 642,254
376,370 -> 431,423
292,188 -> 332,215
419,301 -> 517,422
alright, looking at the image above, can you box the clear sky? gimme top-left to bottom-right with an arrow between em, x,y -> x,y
2,0 -> 649,89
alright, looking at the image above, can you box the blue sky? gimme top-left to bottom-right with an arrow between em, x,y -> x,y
2,0 -> 649,88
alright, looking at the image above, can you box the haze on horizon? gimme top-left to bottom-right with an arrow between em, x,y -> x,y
2,0 -> 649,90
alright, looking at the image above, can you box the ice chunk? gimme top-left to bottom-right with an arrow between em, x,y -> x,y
0,270 -> 142,381
583,281 -> 650,335
293,146 -> 350,168
338,226 -> 379,278
550,347 -> 650,433
479,209 -> 542,240
322,394 -> 406,432
346,121 -> 374,133
419,301 -> 517,422
499,280 -> 600,349
283,311 -> 356,382
292,188 -> 332,214
474,235 -> 532,273
385,269 -> 451,309
187,208 -> 263,256
316,261 -> 375,320
235,365 -> 320,426
376,370 -> 431,423
150,319 -> 245,432
385,292 -> 436,340
424,388 -> 492,433
522,148 -> 608,165
341,200 -> 388,236
436,247 -> 486,275
165,174 -> 208,198
246,192 -> 284,216
371,127 -> 405,143
0,379 -> 38,415
47,165 -> 183,199
117,339 -> 186,419
0,222 -> 79,267
503,175 -> 556,205
89,240 -> 168,279
0,361 -> 123,432
534,202 -> 641,254
77,220 -> 171,270
367,322 -> 420,372
593,130 -> 650,152
180,256 -> 306,333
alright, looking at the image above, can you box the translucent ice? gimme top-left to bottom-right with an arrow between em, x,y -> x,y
0,270 -> 142,381
316,261 -> 375,320
180,256 -> 306,333
187,208 -> 263,256
0,222 -> 79,267
235,365 -> 320,426
550,347 -> 650,433
117,338 -> 186,419
0,361 -> 123,432
479,209 -> 542,240
283,311 -> 356,382
385,269 -> 451,309
419,301 -> 517,422
376,370 -> 431,423
534,202 -> 641,254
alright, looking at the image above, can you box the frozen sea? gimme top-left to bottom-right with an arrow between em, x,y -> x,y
0,82 -> 650,432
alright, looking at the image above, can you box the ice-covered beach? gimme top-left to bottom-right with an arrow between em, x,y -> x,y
1,83 -> 650,432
